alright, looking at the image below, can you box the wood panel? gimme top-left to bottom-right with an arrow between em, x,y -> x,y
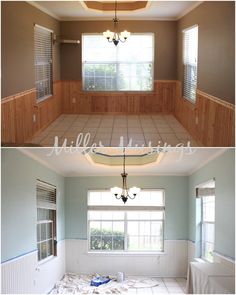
1,82 -> 62,144
61,80 -> 176,114
174,82 -> 235,147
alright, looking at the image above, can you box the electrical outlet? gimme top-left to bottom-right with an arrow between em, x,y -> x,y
195,116 -> 198,125
72,97 -> 76,103
33,114 -> 36,123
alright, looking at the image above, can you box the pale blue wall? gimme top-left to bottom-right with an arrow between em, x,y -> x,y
1,149 -> 65,262
188,149 -> 235,259
65,176 -> 189,240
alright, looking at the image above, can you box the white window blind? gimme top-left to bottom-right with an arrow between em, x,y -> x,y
88,190 -> 165,252
34,25 -> 53,101
36,180 -> 57,261
82,34 -> 154,91
183,26 -> 198,102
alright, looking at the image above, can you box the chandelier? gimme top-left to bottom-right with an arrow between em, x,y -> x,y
110,149 -> 141,203
103,1 -> 130,46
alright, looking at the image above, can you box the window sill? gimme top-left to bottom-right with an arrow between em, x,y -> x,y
182,96 -> 196,105
87,251 -> 166,257
37,255 -> 56,266
36,94 -> 53,104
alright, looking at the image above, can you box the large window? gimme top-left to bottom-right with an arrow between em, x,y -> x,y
183,25 -> 198,102
36,180 -> 57,262
34,24 -> 53,101
87,190 -> 165,252
196,182 -> 215,262
82,34 -> 154,91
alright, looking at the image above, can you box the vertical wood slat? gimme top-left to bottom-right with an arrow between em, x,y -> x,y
174,83 -> 235,147
61,80 -> 177,114
1,81 -> 62,144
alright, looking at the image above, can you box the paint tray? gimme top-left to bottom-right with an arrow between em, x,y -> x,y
90,276 -> 111,287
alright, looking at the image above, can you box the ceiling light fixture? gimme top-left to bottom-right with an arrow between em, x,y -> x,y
103,0 -> 130,46
110,148 -> 140,203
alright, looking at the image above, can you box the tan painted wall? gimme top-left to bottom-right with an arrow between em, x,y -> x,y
177,1 -> 235,104
60,20 -> 177,81
1,1 -> 61,98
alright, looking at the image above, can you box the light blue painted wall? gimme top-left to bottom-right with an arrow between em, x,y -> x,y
188,149 -> 235,259
1,149 -> 65,262
65,176 -> 189,240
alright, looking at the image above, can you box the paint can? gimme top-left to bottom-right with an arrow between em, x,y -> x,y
117,272 -> 125,283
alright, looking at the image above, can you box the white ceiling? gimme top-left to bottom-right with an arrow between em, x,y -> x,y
29,1 -> 202,21
19,148 -> 226,177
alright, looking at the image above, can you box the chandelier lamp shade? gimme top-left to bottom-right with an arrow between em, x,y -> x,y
110,149 -> 141,203
103,1 -> 131,46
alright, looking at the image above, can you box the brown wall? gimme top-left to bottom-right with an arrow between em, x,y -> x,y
1,1 -> 61,98
177,1 -> 235,104
60,20 -> 177,81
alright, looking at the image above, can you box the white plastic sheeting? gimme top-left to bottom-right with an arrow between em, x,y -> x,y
51,273 -> 159,294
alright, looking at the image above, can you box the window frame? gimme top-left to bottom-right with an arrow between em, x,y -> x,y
81,33 -> 155,93
34,24 -> 53,103
87,189 -> 165,254
182,24 -> 198,104
200,195 -> 215,262
36,180 -> 57,263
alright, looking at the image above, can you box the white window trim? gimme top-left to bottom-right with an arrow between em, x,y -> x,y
81,33 -> 155,92
87,189 -> 165,254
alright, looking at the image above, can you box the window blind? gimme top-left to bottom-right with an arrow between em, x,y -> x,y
34,25 -> 53,100
36,180 -> 56,210
196,188 -> 215,198
183,26 -> 198,102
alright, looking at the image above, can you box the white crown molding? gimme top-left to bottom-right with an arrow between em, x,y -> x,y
177,1 -> 203,20
27,1 -> 203,22
17,148 -> 66,177
188,148 -> 229,176
27,1 -> 61,20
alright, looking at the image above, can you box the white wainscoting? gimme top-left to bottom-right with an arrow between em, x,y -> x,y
187,240 -> 196,264
65,239 -> 188,277
1,240 -> 65,294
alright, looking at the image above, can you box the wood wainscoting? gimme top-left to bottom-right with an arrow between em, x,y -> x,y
175,82 -> 235,147
1,80 -> 235,146
1,82 -> 62,144
61,80 -> 177,114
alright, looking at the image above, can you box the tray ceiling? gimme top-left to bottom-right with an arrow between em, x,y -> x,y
29,1 -> 202,21
19,148 -> 226,177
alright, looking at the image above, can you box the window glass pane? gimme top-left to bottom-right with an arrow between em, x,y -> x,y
139,236 -> 151,250
203,196 -> 215,222
41,223 -> 46,241
90,236 -> 102,250
37,224 -> 41,242
88,191 -> 101,205
127,221 -> 139,235
150,237 -> 163,251
102,236 -> 112,250
113,222 -> 124,235
40,242 -> 47,260
46,240 -> 53,257
113,236 -> 124,250
101,221 -> 112,234
139,221 -> 150,235
128,236 -> 139,251
151,221 -> 163,236
90,221 -> 101,235
46,222 -> 52,240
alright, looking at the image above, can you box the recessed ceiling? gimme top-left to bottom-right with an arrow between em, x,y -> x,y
19,148 -> 226,177
29,1 -> 202,21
